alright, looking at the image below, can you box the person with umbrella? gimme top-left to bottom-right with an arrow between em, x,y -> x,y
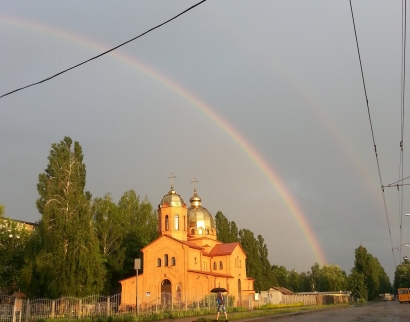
215,291 -> 227,321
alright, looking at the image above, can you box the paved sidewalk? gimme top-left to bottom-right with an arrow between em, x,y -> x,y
161,305 -> 353,322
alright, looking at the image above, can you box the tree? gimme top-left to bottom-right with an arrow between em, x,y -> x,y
272,265 -> 289,289
352,245 -> 390,300
348,269 -> 368,301
215,211 -> 239,243
0,212 -> 30,294
393,261 -> 410,291
320,265 -> 347,292
118,190 -> 157,279
25,137 -> 105,297
92,194 -> 126,294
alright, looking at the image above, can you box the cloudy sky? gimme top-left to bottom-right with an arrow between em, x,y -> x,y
1,1 -> 408,281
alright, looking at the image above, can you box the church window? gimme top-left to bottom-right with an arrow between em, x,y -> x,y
164,254 -> 169,266
219,261 -> 223,270
157,258 -> 161,267
194,257 -> 197,264
213,262 -> 217,270
165,216 -> 169,231
198,228 -> 202,235
184,216 -> 186,230
206,229 -> 209,234
235,258 -> 237,267
175,215 -> 179,230
191,229 -> 195,235
171,257 -> 176,266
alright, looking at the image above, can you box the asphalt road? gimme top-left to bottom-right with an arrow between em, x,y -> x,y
250,301 -> 410,322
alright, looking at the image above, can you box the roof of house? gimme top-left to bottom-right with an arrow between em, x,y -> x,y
209,242 -> 242,256
271,287 -> 294,295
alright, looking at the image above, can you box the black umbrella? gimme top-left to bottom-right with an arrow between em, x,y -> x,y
210,287 -> 227,293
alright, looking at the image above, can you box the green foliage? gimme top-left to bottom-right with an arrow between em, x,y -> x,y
118,191 -> 157,279
352,245 -> 390,300
348,269 -> 368,301
92,194 -> 126,293
23,137 -> 106,297
393,261 -> 410,290
0,215 -> 30,293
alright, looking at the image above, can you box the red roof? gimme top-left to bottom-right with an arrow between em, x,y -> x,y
209,242 -> 240,256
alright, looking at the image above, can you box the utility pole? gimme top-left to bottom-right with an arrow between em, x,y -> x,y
134,259 -> 141,315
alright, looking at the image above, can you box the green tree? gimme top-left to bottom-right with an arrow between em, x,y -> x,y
393,260 -> 410,291
348,269 -> 368,301
272,265 -> 289,288
215,212 -> 239,243
26,137 -> 106,297
92,193 -> 126,294
320,265 -> 347,291
0,213 -> 30,294
288,269 -> 301,292
118,190 -> 157,279
352,245 -> 390,300
309,262 -> 322,292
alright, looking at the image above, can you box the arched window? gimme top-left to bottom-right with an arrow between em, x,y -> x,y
194,257 -> 197,264
206,229 -> 209,234
165,215 -> 169,230
184,216 -> 186,230
174,215 -> 179,230
198,228 -> 202,235
219,261 -> 223,270
171,257 -> 176,266
213,262 -> 217,270
157,258 -> 161,267
164,254 -> 169,266
191,229 -> 195,235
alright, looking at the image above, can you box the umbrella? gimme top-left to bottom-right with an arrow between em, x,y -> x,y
210,287 -> 227,293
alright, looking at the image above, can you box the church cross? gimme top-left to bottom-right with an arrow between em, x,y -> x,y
168,173 -> 176,188
191,177 -> 199,191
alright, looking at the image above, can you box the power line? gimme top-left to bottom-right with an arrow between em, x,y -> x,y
398,0 -> 406,264
0,0 -> 207,99
349,0 -> 397,267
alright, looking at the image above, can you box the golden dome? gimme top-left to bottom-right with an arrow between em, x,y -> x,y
159,185 -> 186,208
187,189 -> 216,234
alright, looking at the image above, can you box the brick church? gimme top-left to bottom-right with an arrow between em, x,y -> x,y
119,183 -> 254,308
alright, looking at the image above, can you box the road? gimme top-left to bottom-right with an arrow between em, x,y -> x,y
250,301 -> 410,322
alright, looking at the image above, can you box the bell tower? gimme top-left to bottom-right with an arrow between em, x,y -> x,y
157,175 -> 188,241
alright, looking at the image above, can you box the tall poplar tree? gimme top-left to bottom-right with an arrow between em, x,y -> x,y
31,137 -> 105,297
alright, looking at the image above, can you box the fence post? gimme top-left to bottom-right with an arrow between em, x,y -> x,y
107,297 -> 111,316
51,300 -> 55,318
25,299 -> 30,322
78,299 -> 82,319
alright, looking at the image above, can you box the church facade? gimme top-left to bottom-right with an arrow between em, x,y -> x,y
119,185 -> 254,309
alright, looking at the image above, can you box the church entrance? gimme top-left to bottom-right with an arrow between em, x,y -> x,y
161,279 -> 172,308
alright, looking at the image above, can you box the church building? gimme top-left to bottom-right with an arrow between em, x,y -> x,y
119,184 -> 254,309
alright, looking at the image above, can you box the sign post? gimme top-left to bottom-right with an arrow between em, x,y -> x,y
134,258 -> 141,315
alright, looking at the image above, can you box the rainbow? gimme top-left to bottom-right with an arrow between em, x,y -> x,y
0,14 -> 327,264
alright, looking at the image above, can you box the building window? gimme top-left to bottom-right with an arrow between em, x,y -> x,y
164,254 -> 169,266
213,262 -> 217,270
171,257 -> 176,266
157,258 -> 161,267
198,228 -> 202,235
191,229 -> 195,235
165,216 -> 169,231
175,215 -> 179,230
184,216 -> 186,230
194,257 -> 197,264
206,229 -> 209,234
219,261 -> 223,270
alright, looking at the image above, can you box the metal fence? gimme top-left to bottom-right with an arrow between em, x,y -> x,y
0,294 -> 122,322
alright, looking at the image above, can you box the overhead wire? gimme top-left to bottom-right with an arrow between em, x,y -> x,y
349,0 -> 397,267
0,0 -> 207,99
398,0 -> 406,264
